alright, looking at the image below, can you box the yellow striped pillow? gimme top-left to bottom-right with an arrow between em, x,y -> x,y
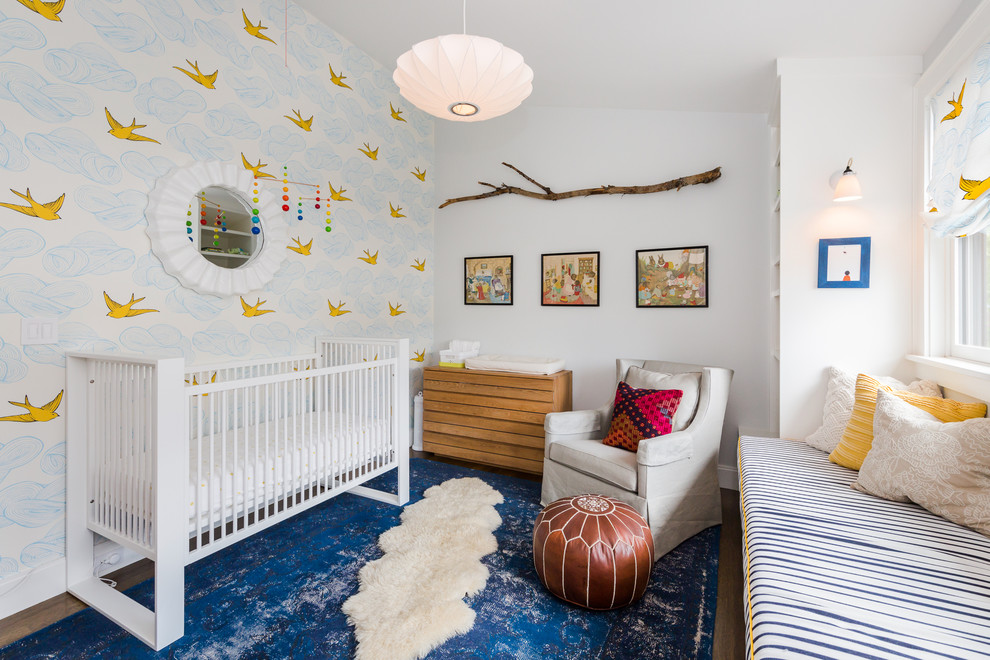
829,373 -> 987,470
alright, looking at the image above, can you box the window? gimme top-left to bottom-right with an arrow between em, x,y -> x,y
923,30 -> 990,365
953,233 -> 990,361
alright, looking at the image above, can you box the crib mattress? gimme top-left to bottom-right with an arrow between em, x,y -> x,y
464,354 -> 565,375
739,435 -> 990,659
187,411 -> 391,528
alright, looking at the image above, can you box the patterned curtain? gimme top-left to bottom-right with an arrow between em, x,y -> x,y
928,39 -> 990,237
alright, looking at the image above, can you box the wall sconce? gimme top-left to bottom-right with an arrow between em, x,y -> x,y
831,158 -> 862,202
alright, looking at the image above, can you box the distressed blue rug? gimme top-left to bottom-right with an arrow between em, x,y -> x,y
1,458 -> 719,659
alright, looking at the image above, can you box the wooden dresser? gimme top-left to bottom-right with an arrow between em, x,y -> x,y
422,366 -> 572,474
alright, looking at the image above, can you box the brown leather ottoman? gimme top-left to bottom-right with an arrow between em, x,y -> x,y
533,494 -> 654,610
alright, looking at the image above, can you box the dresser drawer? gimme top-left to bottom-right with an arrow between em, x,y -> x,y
421,366 -> 572,474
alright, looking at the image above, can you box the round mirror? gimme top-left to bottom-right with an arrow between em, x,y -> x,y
146,160 -> 287,296
193,186 -> 262,269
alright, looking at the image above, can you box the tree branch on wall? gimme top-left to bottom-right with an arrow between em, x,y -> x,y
438,163 -> 722,209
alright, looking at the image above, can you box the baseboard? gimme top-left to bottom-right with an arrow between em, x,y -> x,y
718,464 -> 739,491
0,558 -> 66,620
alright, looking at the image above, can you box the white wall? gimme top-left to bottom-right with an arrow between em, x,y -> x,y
778,58 -> 922,438
434,106 -> 770,468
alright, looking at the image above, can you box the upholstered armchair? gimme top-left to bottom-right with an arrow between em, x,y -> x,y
541,359 -> 733,559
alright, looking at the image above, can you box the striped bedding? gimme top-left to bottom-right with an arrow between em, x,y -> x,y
739,435 -> 990,659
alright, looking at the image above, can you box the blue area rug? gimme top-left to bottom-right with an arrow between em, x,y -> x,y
1,458 -> 719,659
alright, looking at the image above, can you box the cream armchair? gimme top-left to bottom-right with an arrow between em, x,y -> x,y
541,359 -> 733,559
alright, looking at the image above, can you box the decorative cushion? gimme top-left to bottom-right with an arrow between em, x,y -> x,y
623,366 -> 700,432
854,391 -> 990,537
829,373 -> 986,470
805,367 -> 942,454
602,382 -> 682,452
533,494 -> 654,609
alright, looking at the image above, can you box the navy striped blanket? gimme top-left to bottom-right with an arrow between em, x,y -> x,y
739,435 -> 990,659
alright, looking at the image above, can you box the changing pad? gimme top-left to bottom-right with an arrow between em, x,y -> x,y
465,354 -> 566,375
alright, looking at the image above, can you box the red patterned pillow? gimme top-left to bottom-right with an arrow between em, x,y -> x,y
602,382 -> 683,452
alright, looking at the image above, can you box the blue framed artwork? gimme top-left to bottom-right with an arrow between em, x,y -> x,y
818,237 -> 870,288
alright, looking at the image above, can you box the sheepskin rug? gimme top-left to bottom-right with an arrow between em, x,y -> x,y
342,477 -> 504,660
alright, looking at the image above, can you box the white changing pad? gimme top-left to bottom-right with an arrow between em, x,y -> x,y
465,354 -> 565,375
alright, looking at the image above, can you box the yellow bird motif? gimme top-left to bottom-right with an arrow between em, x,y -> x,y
328,181 -> 351,202
359,249 -> 378,265
941,79 -> 966,123
242,9 -> 276,44
389,102 -> 407,122
241,153 -> 275,179
184,372 -> 217,396
287,237 -> 313,255
389,202 -> 406,218
15,0 -> 64,22
240,296 -> 275,317
411,167 -> 427,182
174,59 -> 218,90
0,188 -> 65,220
388,301 -> 406,316
284,109 -> 313,132
328,300 -> 351,317
411,258 -> 426,271
0,390 -> 63,423
359,142 -> 379,160
328,64 -> 351,89
959,174 -> 990,201
411,350 -> 425,362
105,108 -> 159,144
104,292 -> 159,318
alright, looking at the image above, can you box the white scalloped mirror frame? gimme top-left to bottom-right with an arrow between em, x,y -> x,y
146,160 -> 287,296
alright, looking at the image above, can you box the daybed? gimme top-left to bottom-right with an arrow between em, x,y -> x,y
738,435 -> 990,659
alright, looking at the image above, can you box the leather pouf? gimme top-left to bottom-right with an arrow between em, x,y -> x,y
533,494 -> 654,610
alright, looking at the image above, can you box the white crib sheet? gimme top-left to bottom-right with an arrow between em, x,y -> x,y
186,411 -> 391,529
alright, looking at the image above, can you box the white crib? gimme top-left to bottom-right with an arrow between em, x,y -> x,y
65,337 -> 410,650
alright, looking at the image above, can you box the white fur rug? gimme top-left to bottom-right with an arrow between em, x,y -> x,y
342,477 -> 504,660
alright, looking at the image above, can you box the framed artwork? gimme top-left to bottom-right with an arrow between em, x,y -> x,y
465,255 -> 513,304
635,246 -> 708,308
541,251 -> 600,306
817,237 -> 870,288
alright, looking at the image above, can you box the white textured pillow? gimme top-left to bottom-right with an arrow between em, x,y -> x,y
854,391 -> 990,537
804,367 -> 942,453
623,366 -> 700,432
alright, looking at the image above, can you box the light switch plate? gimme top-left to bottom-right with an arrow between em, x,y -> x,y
21,317 -> 58,345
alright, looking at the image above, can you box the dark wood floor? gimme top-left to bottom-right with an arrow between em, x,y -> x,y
0,453 -> 745,657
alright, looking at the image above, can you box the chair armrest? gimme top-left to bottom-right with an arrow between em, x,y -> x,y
636,430 -> 694,467
545,410 -> 601,435
544,409 -> 608,456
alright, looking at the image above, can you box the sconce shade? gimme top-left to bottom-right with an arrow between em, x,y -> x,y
393,34 -> 533,122
833,159 -> 862,202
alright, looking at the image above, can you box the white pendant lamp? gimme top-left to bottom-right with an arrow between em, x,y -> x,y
393,2 -> 533,122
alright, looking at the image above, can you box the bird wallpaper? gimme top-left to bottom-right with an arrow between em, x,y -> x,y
926,38 -> 990,235
0,0 -> 435,592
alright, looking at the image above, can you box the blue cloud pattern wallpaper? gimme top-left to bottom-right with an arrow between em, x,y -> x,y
0,0 -> 435,599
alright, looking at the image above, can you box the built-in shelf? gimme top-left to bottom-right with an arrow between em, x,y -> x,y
201,226 -> 254,238
201,251 -> 249,260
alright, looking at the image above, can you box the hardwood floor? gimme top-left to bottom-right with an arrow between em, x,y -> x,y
0,453 -> 745,657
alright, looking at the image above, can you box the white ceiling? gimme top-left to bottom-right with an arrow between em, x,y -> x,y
297,0 -> 976,114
